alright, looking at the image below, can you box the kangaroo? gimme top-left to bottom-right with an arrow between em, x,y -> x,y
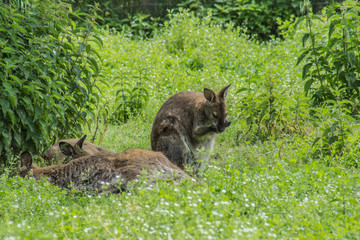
43,135 -> 113,163
18,148 -> 194,194
151,85 -> 231,173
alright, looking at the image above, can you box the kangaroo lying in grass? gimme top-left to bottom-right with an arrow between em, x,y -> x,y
151,85 -> 231,173
19,147 -> 194,194
43,135 -> 113,163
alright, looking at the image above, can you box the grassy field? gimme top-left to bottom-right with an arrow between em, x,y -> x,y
1,11 -> 360,239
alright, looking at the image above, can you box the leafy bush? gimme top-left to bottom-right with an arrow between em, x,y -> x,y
73,0 -> 304,40
296,0 -> 360,109
236,76 -> 309,143
293,0 -> 360,167
120,13 -> 160,39
310,87 -> 358,164
209,0 -> 303,40
72,0 -> 165,39
0,0 -> 102,164
72,0 -> 345,41
177,0 -> 303,40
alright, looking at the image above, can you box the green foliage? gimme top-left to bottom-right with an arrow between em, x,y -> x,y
90,10 -> 305,141
2,139 -> 360,238
178,0 -> 303,40
72,0 -> 164,39
311,87 -> 358,165
236,75 -> 309,143
296,0 -> 360,108
120,13 -> 160,39
2,8 -> 360,239
293,0 -> 360,168
110,72 -> 149,124
0,0 -> 102,163
210,0 -> 303,40
72,0 -> 304,40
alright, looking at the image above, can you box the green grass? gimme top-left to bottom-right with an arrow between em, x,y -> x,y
1,11 -> 360,239
2,137 -> 360,239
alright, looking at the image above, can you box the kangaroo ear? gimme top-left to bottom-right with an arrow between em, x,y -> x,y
59,142 -> 75,157
20,151 -> 33,168
219,84 -> 231,99
204,88 -> 216,103
75,135 -> 87,149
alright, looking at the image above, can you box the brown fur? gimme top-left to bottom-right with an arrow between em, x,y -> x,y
43,135 -> 113,163
151,85 -> 231,172
19,149 -> 194,193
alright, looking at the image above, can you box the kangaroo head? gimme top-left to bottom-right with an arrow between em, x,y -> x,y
58,135 -> 88,159
204,84 -> 231,133
18,151 -> 36,178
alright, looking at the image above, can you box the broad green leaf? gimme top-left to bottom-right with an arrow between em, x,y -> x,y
7,108 -> 16,124
12,22 -> 27,34
301,33 -> 310,47
2,47 -> 15,54
88,48 -> 102,63
63,42 -> 74,51
328,20 -> 337,40
0,99 -> 10,116
71,20 -> 76,30
12,13 -> 26,19
326,100 -> 337,105
9,75 -> 21,85
296,49 -> 310,66
13,130 -> 21,146
1,129 -> 11,151
294,15 -> 306,29
347,52 -> 355,67
304,78 -> 314,94
302,62 -> 313,80
258,104 -> 268,124
345,72 -> 357,89
339,99 -> 353,105
88,57 -> 99,75
8,94 -> 18,108
92,35 -> 104,48
236,87 -> 251,93
17,109 -> 27,125
86,44 -> 91,54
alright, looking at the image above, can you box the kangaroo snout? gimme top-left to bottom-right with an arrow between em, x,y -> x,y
217,120 -> 231,133
225,119 -> 231,127
216,120 -> 231,133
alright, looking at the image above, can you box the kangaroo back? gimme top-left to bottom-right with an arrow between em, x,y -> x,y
151,85 -> 231,172
43,135 -> 112,163
19,149 -> 194,193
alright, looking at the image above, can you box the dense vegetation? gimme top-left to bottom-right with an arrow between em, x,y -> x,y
73,0 -> 304,40
1,0 -> 360,238
0,0 -> 102,163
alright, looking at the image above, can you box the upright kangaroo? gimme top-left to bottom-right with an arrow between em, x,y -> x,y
43,135 -> 112,163
18,148 -> 194,194
151,85 -> 231,172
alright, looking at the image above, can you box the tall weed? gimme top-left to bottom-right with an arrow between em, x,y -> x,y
296,0 -> 360,109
